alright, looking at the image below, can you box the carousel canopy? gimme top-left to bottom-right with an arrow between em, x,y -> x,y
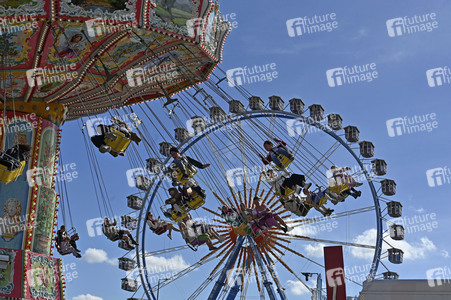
0,0 -> 230,121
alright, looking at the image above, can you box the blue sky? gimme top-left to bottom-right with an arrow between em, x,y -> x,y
59,1 -> 451,299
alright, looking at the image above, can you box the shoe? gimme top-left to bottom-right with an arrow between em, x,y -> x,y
303,182 -> 312,190
355,182 -> 363,187
119,152 -> 125,156
281,226 -> 288,233
356,191 -> 362,197
209,246 -> 218,251
131,240 -> 139,246
167,233 -> 172,240
163,212 -> 171,218
74,248 -> 81,252
286,226 -> 293,232
99,145 -> 111,153
74,253 -> 82,258
219,235 -> 225,242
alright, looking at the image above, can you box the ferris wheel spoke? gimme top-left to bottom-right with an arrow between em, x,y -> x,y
150,255 -> 218,293
187,267 -> 223,300
276,232 -> 376,249
305,140 -> 341,179
288,206 -> 376,226
143,245 -> 190,256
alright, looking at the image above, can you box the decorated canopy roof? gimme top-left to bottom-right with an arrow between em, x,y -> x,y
0,0 -> 230,121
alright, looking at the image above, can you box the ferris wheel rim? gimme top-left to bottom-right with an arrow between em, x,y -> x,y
135,109 -> 384,299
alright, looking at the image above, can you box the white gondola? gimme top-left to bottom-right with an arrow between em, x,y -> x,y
249,96 -> 265,111
344,126 -> 360,143
269,95 -> 284,111
229,100 -> 245,114
387,201 -> 403,218
210,106 -> 227,122
159,142 -> 175,157
327,113 -> 343,130
383,271 -> 399,280
127,195 -> 143,210
189,116 -> 207,135
289,98 -> 305,115
136,175 -> 152,191
381,179 -> 396,196
174,128 -> 190,142
121,278 -> 138,292
388,248 -> 404,264
118,257 -> 136,271
359,141 -> 375,158
119,240 -> 135,251
309,104 -> 325,121
372,159 -> 387,176
389,224 -> 405,240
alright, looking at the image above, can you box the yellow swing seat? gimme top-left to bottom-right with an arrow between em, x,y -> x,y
328,184 -> 351,195
172,165 -> 197,185
275,186 -> 296,198
162,204 -> 189,222
186,192 -> 206,210
0,161 -> 26,184
104,128 -> 132,154
274,153 -> 294,170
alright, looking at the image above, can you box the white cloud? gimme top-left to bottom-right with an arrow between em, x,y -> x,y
304,243 -> 326,258
73,294 -> 103,300
286,280 -> 310,295
83,248 -> 115,266
145,255 -> 190,273
441,250 -> 449,258
351,228 -> 436,260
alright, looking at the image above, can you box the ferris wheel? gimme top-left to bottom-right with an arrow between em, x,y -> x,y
114,93 -> 405,299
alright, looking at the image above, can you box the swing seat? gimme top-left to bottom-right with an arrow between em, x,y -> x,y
186,192 -> 206,210
275,186 -> 296,198
275,153 -> 294,170
0,161 -> 25,184
233,223 -> 251,236
162,205 -> 188,222
328,184 -> 351,195
55,242 -> 73,256
104,128 -> 131,155
172,165 -> 197,185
